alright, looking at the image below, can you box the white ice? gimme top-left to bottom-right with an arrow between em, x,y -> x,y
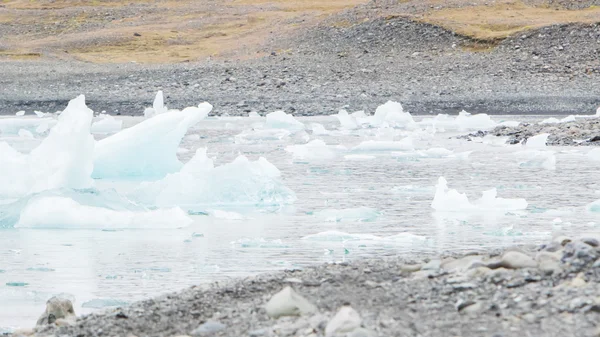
419,111 -> 499,131
91,114 -> 123,135
432,177 -> 527,212
285,139 -> 343,161
264,111 -> 305,131
17,129 -> 34,139
517,150 -> 556,170
234,128 -> 291,144
336,110 -> 359,130
0,117 -> 57,135
587,200 -> 600,213
143,91 -> 168,118
352,137 -> 414,152
368,101 -> 416,129
313,207 -> 380,222
208,210 -> 244,220
0,95 -> 94,197
15,196 -> 191,229
248,111 -> 261,118
525,133 -> 549,148
587,148 -> 600,161
15,111 -> 25,116
130,148 -> 296,210
539,115 -> 576,124
93,103 -> 212,179
301,230 -> 427,244
310,123 -> 331,136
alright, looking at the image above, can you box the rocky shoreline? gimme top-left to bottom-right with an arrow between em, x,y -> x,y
8,236 -> 600,337
461,116 -> 600,146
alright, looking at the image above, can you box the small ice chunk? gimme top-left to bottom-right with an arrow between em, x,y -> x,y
0,118 -> 57,135
93,103 -> 212,179
265,286 -> 317,318
209,210 -> 244,220
310,123 -> 330,136
336,109 -> 359,130
352,138 -> 414,152
325,305 -> 362,337
526,133 -> 549,148
422,147 -> 453,158
587,200 -> 600,213
265,111 -> 304,131
234,128 -> 291,144
499,121 -> 520,127
144,91 -> 168,118
35,123 -> 50,134
539,116 -> 576,124
15,111 -> 25,116
518,150 -> 556,170
249,111 -> 261,118
91,114 -> 123,134
432,177 -> 527,212
370,101 -> 416,129
313,207 -> 380,222
34,111 -> 45,118
17,129 -> 34,139
15,196 -> 192,229
285,139 -> 341,161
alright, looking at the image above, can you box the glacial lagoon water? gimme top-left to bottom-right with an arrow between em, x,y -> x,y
1,113 -> 600,330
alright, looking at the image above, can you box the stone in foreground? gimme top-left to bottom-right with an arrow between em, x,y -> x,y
36,296 -> 76,326
265,286 -> 317,319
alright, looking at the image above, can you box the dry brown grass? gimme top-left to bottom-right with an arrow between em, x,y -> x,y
419,0 -> 600,40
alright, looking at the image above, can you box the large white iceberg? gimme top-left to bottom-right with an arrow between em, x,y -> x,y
15,196 -> 191,229
130,148 -> 296,210
93,103 -> 212,179
431,177 -> 527,212
0,95 -> 94,197
264,111 -> 304,131
91,114 -> 123,135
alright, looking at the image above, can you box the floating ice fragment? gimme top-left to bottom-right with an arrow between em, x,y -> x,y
131,148 -> 296,210
15,196 -> 191,229
369,101 -> 416,129
525,133 -> 549,148
313,207 -> 380,222
499,121 -> 520,127
539,116 -> 576,124
249,111 -> 261,118
91,114 -> 122,134
93,103 -> 212,179
0,117 -> 57,135
143,91 -> 168,118
234,128 -> 291,144
208,210 -> 244,220
15,111 -> 25,116
0,95 -> 94,197
517,150 -> 556,170
420,111 -> 499,131
310,123 -> 330,136
587,200 -> 600,213
336,110 -> 359,130
352,138 -> 414,152
6,282 -> 28,287
26,267 -> 55,272
432,177 -> 527,212
264,111 -> 304,131
301,231 -> 380,242
17,129 -> 34,139
285,139 -> 343,161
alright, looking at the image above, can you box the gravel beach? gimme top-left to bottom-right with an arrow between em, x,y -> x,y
16,236 -> 600,337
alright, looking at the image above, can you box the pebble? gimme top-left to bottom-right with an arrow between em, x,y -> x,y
265,287 -> 317,319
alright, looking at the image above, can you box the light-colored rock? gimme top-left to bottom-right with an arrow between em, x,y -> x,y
421,259 -> 441,271
191,321 -> 226,336
55,317 -> 76,327
442,255 -> 483,273
465,266 -> 491,278
265,286 -> 317,319
500,251 -> 538,269
36,296 -> 76,326
325,305 -> 362,337
399,263 -> 421,272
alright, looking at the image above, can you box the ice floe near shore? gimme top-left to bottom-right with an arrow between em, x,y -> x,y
432,177 -> 528,212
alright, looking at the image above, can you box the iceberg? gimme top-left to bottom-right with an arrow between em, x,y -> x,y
313,207 -> 380,222
285,139 -> 343,161
234,128 -> 292,144
336,110 -> 359,130
264,111 -> 304,131
15,196 -> 191,229
130,148 -> 296,210
525,133 -> 549,148
369,101 -> 416,129
0,95 -> 94,197
93,103 -> 212,179
143,91 -> 168,118
352,138 -> 414,152
248,111 -> 261,118
432,177 -> 527,212
419,111 -> 499,131
91,114 -> 123,134
17,129 -> 34,139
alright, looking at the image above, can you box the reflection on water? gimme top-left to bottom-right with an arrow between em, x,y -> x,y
1,115 -> 599,329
